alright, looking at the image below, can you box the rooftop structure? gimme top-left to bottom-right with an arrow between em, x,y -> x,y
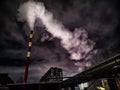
40,67 -> 63,83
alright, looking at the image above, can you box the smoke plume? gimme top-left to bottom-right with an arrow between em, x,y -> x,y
18,1 -> 96,68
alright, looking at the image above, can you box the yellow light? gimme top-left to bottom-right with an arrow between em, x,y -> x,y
28,42 -> 32,46
97,86 -> 105,90
29,34 -> 33,38
27,51 -> 31,57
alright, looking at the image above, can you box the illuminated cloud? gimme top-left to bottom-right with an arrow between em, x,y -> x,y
18,1 -> 96,63
0,0 -> 119,83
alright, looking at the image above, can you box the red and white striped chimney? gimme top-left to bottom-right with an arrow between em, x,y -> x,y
23,30 -> 33,84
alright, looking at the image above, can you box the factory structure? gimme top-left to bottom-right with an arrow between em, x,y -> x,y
24,30 -> 34,84
40,67 -> 63,83
1,0 -> 117,89
0,27 -> 120,89
61,54 -> 120,90
0,25 -> 120,90
1,6 -> 120,89
0,73 -> 14,85
0,53 -> 120,90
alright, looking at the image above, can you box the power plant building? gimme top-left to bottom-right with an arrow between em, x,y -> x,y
40,67 -> 63,83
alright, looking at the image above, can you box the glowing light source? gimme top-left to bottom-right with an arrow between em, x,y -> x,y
28,42 -> 32,47
27,51 -> 31,57
97,86 -> 105,90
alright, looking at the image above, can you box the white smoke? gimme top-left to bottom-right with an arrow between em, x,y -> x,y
18,1 -> 95,63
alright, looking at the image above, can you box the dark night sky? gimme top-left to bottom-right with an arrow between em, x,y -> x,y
0,0 -> 120,83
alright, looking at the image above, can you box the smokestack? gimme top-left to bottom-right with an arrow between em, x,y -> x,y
23,30 -> 33,84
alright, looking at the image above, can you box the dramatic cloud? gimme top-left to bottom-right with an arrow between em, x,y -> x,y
18,1 -> 96,61
0,0 -> 119,83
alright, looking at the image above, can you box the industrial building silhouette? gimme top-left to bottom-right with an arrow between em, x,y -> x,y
0,73 -> 14,85
40,67 -> 63,83
0,54 -> 120,90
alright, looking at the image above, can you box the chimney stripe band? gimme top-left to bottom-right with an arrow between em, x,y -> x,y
24,30 -> 33,84
28,42 -> 32,47
27,51 -> 31,57
29,34 -> 33,38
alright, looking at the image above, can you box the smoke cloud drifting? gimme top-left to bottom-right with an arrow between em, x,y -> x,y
18,1 -> 96,65
0,0 -> 119,83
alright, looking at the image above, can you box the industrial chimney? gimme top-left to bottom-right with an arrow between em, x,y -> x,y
23,30 -> 33,84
